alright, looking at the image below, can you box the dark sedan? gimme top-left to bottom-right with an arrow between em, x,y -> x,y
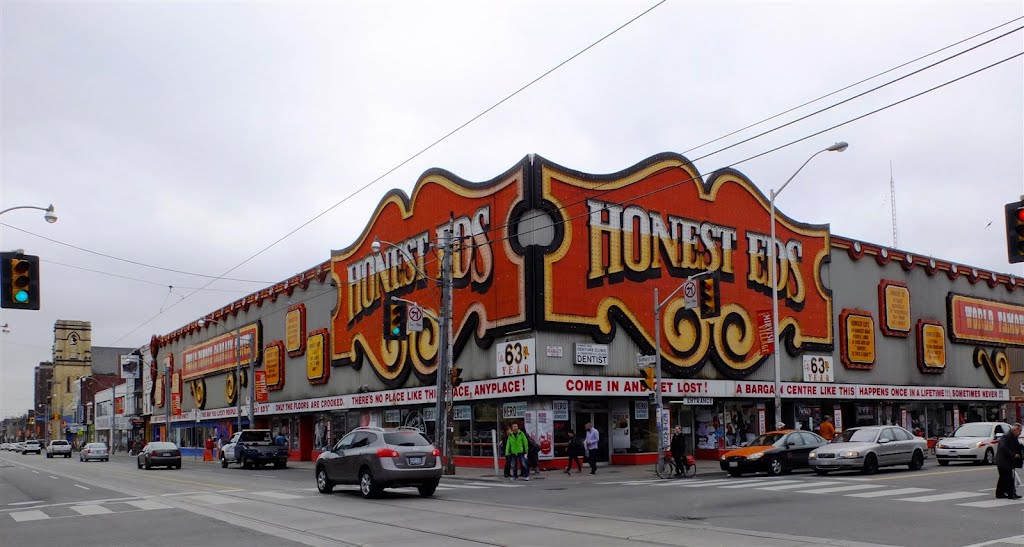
720,430 -> 828,476
137,441 -> 182,470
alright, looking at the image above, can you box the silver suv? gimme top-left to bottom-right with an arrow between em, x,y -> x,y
315,427 -> 442,498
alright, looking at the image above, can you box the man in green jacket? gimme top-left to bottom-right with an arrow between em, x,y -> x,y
505,422 -> 530,481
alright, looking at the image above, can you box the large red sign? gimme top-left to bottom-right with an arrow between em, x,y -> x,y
330,165 -> 529,387
538,156 -> 832,378
948,293 -> 1024,347
182,323 -> 261,381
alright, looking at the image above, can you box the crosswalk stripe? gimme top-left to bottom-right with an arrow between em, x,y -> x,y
189,494 -> 239,505
124,500 -> 172,511
847,487 -> 932,498
597,480 -> 660,485
958,498 -> 1024,508
756,481 -> 839,491
464,482 -> 518,488
898,491 -> 988,503
664,479 -> 738,487
439,483 -> 489,489
719,480 -> 797,489
10,510 -> 48,522
797,484 -> 887,494
249,491 -> 305,500
71,505 -> 113,516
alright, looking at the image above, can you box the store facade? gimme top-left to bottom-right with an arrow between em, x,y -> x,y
144,153 -> 1021,465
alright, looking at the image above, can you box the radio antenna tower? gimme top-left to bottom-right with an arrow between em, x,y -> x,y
890,161 -> 898,248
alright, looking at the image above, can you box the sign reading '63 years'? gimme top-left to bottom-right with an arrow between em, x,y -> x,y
496,338 -> 535,377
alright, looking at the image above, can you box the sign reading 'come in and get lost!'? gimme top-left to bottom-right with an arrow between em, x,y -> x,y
841,310 -> 875,369
948,294 -> 1024,347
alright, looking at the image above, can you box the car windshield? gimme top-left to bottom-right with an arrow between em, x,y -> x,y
953,424 -> 992,437
746,433 -> 786,446
148,442 -> 177,450
835,429 -> 879,443
384,431 -> 432,447
239,431 -> 273,443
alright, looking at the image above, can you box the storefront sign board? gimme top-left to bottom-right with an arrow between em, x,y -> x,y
182,323 -> 260,381
802,355 -> 833,383
503,401 -> 527,419
552,400 -> 569,421
496,338 -> 535,377
840,310 -> 875,369
574,343 -> 608,366
285,304 -> 306,357
917,320 -> 946,373
634,400 -> 649,420
948,294 -> 1024,347
879,281 -> 911,337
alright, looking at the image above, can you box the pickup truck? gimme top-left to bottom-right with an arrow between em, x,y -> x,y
220,429 -> 289,469
46,440 -> 72,458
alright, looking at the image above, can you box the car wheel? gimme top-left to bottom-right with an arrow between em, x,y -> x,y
137,460 -> 142,469
221,456 -> 228,469
768,458 -> 784,476
359,468 -> 381,498
909,450 -> 924,471
274,461 -> 287,469
145,459 -> 151,470
937,459 -> 949,466
47,453 -> 52,458
240,455 -> 249,469
727,470 -> 742,477
316,466 -> 334,494
418,480 -> 440,497
175,463 -> 181,470
813,469 -> 829,476
984,449 -> 995,465
861,454 -> 879,475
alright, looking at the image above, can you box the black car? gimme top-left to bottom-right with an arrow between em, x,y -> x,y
137,441 -> 182,470
719,430 -> 828,476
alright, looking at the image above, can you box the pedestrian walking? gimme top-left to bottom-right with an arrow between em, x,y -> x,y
565,430 -> 584,475
819,415 -> 835,441
995,423 -> 1023,499
505,423 -> 529,481
584,422 -> 599,475
527,432 -> 540,474
670,425 -> 687,476
501,427 -> 512,478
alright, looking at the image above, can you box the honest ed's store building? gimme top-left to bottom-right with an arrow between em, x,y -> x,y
145,153 -> 1021,465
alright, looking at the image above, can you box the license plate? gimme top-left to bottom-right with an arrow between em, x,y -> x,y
162,453 -> 173,457
729,462 -> 738,468
948,451 -> 957,455
409,456 -> 424,466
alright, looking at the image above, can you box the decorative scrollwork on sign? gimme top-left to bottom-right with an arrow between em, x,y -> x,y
225,372 -> 238,405
190,379 -> 207,410
712,304 -> 762,374
973,347 -> 1010,387
408,314 -> 440,378
661,300 -> 709,374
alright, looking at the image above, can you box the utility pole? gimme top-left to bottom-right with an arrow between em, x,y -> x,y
437,217 -> 456,475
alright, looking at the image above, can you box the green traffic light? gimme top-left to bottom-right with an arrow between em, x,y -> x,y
14,290 -> 28,304
392,326 -> 401,335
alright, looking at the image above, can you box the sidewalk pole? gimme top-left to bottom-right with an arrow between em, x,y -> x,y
491,429 -> 499,477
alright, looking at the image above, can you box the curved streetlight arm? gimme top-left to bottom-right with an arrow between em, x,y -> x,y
774,142 -> 847,199
0,204 -> 57,223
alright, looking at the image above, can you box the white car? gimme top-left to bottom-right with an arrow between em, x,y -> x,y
21,440 -> 42,455
46,440 -> 72,458
80,442 -> 109,462
935,422 -> 1010,466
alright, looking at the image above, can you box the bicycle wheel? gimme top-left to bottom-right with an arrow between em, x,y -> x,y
681,460 -> 696,478
655,457 -> 675,479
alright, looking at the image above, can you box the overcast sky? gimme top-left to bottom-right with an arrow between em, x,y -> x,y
2,1 -> 1022,418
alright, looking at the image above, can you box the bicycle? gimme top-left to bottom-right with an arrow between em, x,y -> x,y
655,451 -> 696,479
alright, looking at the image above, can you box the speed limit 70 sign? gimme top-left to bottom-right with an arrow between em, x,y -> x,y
497,338 -> 535,377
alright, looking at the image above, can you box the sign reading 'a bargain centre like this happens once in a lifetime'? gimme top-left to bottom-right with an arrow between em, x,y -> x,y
329,154 -> 835,387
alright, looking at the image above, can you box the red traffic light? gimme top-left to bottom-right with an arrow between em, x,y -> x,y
1016,207 -> 1024,223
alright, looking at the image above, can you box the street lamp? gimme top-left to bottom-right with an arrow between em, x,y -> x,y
770,142 -> 848,428
371,229 -> 455,475
197,317 -> 253,433
653,271 -> 714,457
0,204 -> 57,223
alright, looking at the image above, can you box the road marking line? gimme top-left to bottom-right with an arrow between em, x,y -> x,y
189,494 -> 241,505
124,500 -> 171,511
465,481 -> 519,488
31,470 -> 39,474
719,479 -> 797,489
898,491 -> 988,502
660,478 -> 737,487
438,483 -> 489,489
249,491 -> 305,500
860,466 -> 990,481
301,487 -> 320,492
756,481 -> 839,491
49,475 -> 59,480
7,501 -> 44,506
961,534 -> 1024,547
597,480 -> 660,485
958,498 -> 1024,508
71,505 -> 113,516
847,487 -> 932,498
796,484 -> 887,494
10,510 -> 49,522
74,484 -> 89,490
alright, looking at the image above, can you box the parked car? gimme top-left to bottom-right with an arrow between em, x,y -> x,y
0,442 -> 10,451
220,430 -> 289,469
137,441 -> 182,470
80,442 -> 109,462
719,430 -> 827,476
46,440 -> 72,458
315,426 -> 443,498
21,440 -> 42,455
809,425 -> 927,474
935,422 -> 1010,466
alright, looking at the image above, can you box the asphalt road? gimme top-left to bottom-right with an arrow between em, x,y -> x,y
2,449 -> 1022,547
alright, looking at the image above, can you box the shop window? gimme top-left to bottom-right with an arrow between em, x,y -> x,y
629,401 -> 658,453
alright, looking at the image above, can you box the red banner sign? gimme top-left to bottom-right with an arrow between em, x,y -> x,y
182,323 -> 261,381
114,397 -> 124,416
948,294 -> 1024,347
254,371 -> 269,403
540,156 -> 832,377
330,165 -> 528,387
756,309 -> 774,356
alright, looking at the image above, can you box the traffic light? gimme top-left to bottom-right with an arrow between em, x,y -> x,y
640,367 -> 656,391
1,252 -> 40,310
698,273 -> 721,318
451,366 -> 464,388
383,296 -> 407,340
1005,200 -> 1024,264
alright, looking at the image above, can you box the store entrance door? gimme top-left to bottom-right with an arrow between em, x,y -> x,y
574,411 -> 609,463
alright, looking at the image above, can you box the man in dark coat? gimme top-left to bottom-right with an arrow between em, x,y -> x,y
994,423 -> 1023,499
670,425 -> 687,476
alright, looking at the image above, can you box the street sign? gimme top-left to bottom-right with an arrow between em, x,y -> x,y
636,354 -> 656,369
682,279 -> 698,309
648,392 -> 658,406
407,304 -> 424,332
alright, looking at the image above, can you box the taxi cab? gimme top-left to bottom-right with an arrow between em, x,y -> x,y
720,429 -> 827,476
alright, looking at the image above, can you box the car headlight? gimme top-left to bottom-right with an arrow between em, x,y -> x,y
976,441 -> 986,448
937,443 -> 948,449
721,455 -> 728,461
841,451 -> 860,458
747,452 -> 764,460
809,452 -> 817,459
